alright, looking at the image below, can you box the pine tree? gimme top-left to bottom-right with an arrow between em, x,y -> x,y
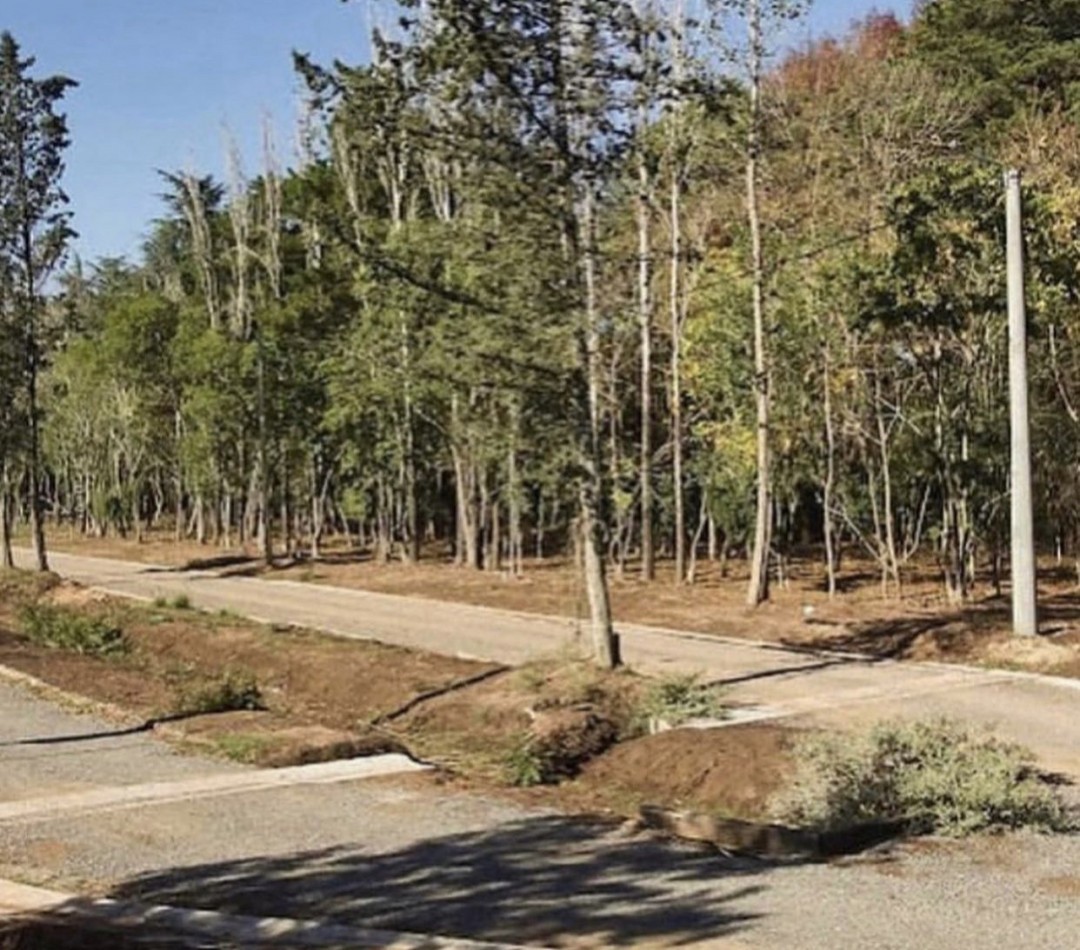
0,32 -> 77,571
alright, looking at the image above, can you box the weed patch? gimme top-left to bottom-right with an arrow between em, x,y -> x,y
773,718 -> 1069,836
174,671 -> 264,716
635,673 -> 726,732
503,735 -> 548,786
18,604 -> 129,658
211,733 -> 276,764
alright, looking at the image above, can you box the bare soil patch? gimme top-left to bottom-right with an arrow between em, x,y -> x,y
564,724 -> 798,820
0,569 -> 492,766
0,570 -> 797,823
1040,874 -> 1080,897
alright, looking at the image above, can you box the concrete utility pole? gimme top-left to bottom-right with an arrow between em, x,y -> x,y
1005,169 -> 1037,636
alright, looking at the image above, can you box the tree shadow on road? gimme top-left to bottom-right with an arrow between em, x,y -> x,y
107,815 -> 773,946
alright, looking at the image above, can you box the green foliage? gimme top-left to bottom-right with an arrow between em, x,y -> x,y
912,0 -> 1080,122
212,733 -> 275,764
774,719 -> 1068,836
502,736 -> 548,787
19,604 -> 129,658
152,593 -> 192,611
174,671 -> 264,716
22,3 -> 1080,633
636,674 -> 727,731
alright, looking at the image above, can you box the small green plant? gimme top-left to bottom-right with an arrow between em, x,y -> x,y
18,604 -> 129,658
175,671 -> 264,716
636,673 -> 727,731
773,718 -> 1069,836
170,593 -> 193,610
152,596 -> 168,608
502,736 -> 548,787
516,662 -> 549,694
213,733 -> 275,764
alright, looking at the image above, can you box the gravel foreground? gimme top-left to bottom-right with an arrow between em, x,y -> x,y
1,662 -> 1078,948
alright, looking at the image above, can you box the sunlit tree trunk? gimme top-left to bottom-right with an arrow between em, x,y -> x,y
746,0 -> 772,606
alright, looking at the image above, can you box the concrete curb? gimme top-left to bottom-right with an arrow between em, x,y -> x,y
0,755 -> 429,824
0,878 -> 541,948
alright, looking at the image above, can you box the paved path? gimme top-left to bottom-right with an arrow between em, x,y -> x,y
19,549 -> 1080,777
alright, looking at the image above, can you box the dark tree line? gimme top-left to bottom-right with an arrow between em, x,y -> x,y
5,2 -> 1080,664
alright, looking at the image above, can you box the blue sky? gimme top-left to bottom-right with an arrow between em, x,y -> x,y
4,0 -> 910,265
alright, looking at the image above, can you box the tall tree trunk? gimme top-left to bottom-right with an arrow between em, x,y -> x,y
402,342 -> 420,564
822,346 -> 838,599
257,337 -> 272,566
668,6 -> 687,586
746,0 -> 771,606
21,224 -> 47,571
637,98 -> 655,582
0,463 -> 13,569
579,183 -> 617,668
508,407 -> 524,577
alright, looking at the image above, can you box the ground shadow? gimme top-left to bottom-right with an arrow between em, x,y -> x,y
791,589 -> 1080,662
705,655 -> 880,689
106,815 -> 774,946
792,615 -> 955,660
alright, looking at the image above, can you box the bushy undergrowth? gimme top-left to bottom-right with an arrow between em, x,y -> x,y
773,718 -> 1068,836
18,604 -> 129,658
153,593 -> 192,610
636,673 -> 727,732
213,733 -> 276,764
175,671 -> 264,716
504,736 -> 547,787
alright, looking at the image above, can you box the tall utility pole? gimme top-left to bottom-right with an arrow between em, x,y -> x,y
1005,169 -> 1037,636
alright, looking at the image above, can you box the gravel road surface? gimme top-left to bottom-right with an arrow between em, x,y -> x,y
0,652 -> 1078,947
5,551 -> 1080,947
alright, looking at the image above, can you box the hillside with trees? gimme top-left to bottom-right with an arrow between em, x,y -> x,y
3,0 -> 1080,666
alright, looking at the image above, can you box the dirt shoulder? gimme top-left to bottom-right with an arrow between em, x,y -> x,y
0,569 -> 798,825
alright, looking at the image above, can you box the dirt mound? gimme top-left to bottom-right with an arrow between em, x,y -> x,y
43,581 -> 109,609
569,723 -> 800,821
168,713 -> 405,766
393,658 -> 644,781
529,707 -> 619,779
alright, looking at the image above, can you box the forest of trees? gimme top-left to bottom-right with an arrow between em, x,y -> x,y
3,0 -> 1080,665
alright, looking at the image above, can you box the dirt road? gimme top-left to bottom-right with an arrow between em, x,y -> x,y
13,549 -> 1080,776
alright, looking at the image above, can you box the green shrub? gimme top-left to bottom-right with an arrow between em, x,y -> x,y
212,733 -> 275,764
636,673 -> 727,731
170,593 -> 193,610
18,604 -> 129,658
502,737 -> 547,787
175,671 -> 264,716
773,718 -> 1068,836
